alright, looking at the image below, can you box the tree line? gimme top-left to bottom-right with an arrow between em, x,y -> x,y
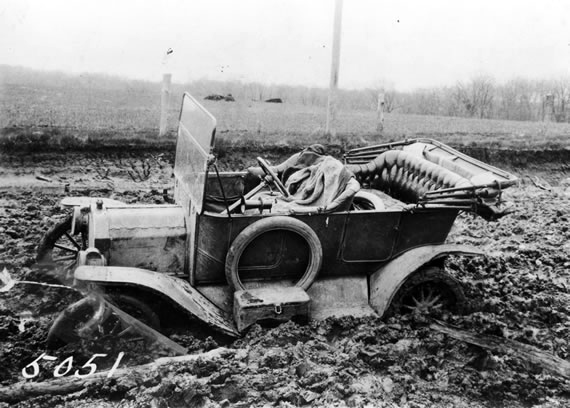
186,75 -> 570,123
2,65 -> 568,123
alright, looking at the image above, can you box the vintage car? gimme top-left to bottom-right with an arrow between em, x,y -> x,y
39,93 -> 518,341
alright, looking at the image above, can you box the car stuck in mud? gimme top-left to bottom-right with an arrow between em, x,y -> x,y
39,93 -> 518,343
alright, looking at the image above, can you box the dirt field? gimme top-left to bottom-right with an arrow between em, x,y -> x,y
0,145 -> 569,407
3,66 -> 570,149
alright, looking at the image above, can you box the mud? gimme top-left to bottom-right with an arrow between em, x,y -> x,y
0,147 -> 569,407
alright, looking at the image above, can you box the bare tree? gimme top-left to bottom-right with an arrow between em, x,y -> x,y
498,79 -> 534,121
383,92 -> 398,113
454,75 -> 495,118
551,77 -> 570,122
176,73 -> 565,123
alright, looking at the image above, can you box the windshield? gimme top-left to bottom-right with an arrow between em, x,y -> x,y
174,93 -> 217,213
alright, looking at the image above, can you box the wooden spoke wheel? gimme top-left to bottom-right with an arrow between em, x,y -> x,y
105,293 -> 161,333
388,266 -> 466,317
47,293 -> 161,349
37,215 -> 87,277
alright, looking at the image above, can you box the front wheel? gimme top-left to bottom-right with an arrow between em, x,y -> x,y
47,294 -> 107,348
47,293 -> 161,349
106,293 -> 161,331
387,266 -> 466,317
37,215 -> 86,277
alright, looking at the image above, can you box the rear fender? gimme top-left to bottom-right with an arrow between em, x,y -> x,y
74,265 -> 239,337
369,244 -> 484,317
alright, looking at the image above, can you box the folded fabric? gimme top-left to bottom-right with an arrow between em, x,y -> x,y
270,155 -> 354,212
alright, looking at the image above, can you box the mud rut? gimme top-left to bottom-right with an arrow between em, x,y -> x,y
0,147 -> 569,408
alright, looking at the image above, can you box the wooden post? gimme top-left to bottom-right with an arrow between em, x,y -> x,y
159,73 -> 172,137
376,92 -> 385,133
543,94 -> 555,122
325,0 -> 343,142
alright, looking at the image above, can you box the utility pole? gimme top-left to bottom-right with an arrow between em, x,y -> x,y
325,0 -> 343,142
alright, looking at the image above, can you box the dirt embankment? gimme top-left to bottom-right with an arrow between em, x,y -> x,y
1,136 -> 569,178
1,123 -> 569,168
458,146 -> 570,172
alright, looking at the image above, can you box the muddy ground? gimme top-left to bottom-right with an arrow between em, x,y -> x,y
0,146 -> 569,407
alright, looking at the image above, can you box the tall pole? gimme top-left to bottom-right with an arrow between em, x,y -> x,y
325,0 -> 343,142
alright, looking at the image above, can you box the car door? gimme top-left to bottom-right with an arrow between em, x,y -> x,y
340,210 -> 402,263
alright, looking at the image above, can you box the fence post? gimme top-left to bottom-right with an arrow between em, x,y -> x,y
159,73 -> 172,137
542,94 -> 555,122
376,92 -> 385,133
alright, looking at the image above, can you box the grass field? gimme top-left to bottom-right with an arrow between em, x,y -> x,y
1,68 -> 570,149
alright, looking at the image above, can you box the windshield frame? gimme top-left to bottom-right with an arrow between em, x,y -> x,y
173,93 -> 217,214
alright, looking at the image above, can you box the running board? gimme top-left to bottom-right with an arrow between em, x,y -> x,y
74,266 -> 239,337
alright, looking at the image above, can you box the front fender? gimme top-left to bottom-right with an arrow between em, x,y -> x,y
369,244 -> 484,317
74,266 -> 239,337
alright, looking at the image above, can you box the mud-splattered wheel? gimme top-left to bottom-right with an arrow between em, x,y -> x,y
106,293 -> 161,332
37,215 -> 86,275
47,294 -> 108,348
388,267 -> 466,316
47,293 -> 161,349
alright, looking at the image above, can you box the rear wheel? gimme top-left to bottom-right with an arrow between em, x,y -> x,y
387,266 -> 465,317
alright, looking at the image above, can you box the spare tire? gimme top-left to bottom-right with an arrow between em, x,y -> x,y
352,190 -> 385,211
225,216 -> 322,291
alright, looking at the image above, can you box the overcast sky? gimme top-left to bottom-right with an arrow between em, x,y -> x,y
1,0 -> 568,91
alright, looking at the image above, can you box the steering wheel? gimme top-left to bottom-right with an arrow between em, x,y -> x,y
256,157 -> 289,198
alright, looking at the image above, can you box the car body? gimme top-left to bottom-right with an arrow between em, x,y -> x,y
45,93 -> 518,338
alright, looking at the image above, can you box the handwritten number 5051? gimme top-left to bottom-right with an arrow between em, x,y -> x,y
22,352 -> 125,379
